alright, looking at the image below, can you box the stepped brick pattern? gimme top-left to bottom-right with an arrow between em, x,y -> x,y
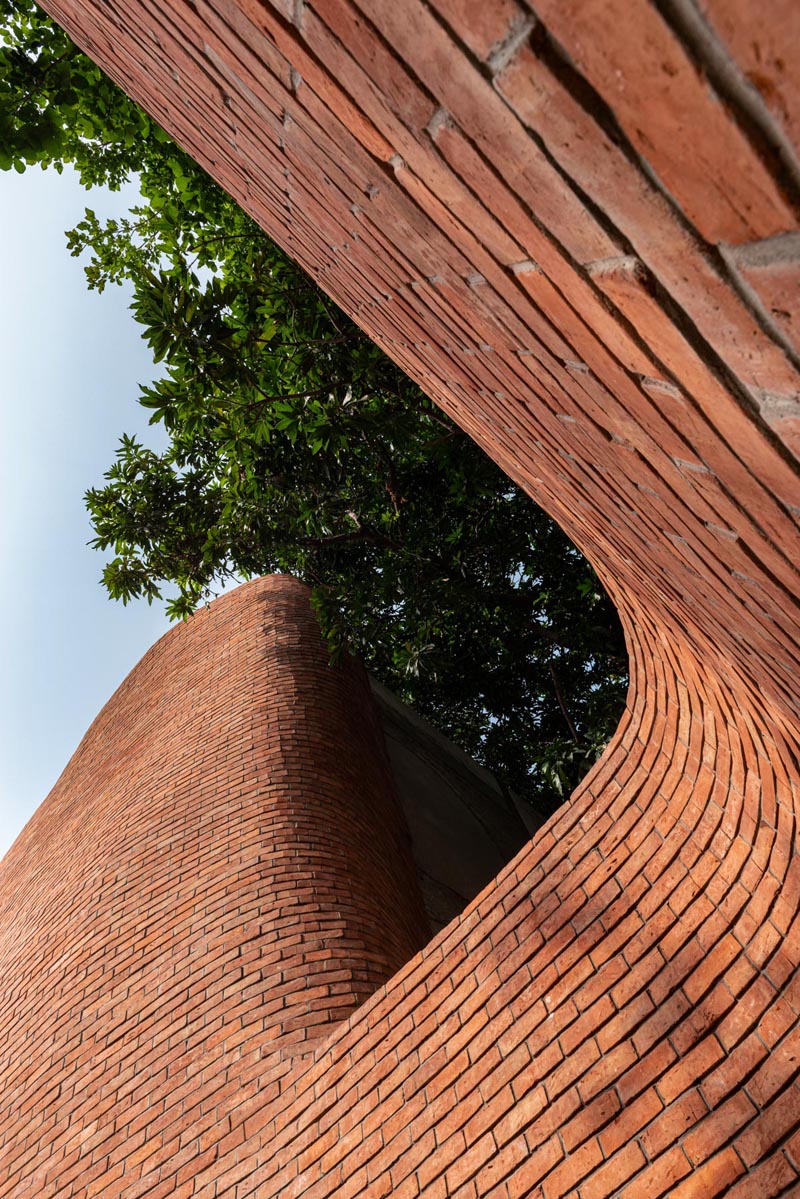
2,0 -> 800,1195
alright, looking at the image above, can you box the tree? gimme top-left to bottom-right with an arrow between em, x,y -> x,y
1,0 -> 628,816
0,0 -> 169,180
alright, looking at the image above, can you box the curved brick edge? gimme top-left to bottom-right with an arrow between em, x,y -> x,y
13,0 -> 800,1195
234,629 -> 800,1199
0,576 -> 428,1198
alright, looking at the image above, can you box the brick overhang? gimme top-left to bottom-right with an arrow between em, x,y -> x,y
1,1 -> 799,1196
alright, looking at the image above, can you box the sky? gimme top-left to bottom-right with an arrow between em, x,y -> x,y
0,164 -> 177,858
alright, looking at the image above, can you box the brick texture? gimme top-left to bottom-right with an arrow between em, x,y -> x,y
3,0 -> 800,1196
0,577 -> 428,1195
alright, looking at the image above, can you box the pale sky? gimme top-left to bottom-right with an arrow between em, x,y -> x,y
0,164 -> 177,857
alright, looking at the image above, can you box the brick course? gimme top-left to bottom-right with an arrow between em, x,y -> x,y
0,578 -> 428,1194
2,0 -> 800,1195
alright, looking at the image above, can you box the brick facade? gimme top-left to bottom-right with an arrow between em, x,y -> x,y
0,577 -> 430,1195
3,0 -> 800,1195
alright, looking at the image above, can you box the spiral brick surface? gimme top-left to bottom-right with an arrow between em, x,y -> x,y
0,576 -> 428,1196
7,0 -> 800,1195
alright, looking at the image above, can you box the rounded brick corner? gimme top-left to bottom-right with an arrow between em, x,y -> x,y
0,576 -> 429,1195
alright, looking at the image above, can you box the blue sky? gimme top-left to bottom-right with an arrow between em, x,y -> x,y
0,164 -> 176,857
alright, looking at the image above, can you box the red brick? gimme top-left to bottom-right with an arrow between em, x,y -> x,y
6,3 -> 800,1198
599,1089 -> 663,1157
527,0 -> 795,242
428,0 -> 528,62
639,1089 -> 709,1158
724,1151 -> 799,1198
702,1033 -> 771,1108
579,1142 -> 648,1199
667,1148 -> 746,1198
617,1144 -> 693,1199
697,0 -> 800,151
737,1084 -> 800,1166
561,1088 -> 621,1152
683,1092 -> 759,1166
540,1136 -> 603,1196
617,1041 -> 678,1105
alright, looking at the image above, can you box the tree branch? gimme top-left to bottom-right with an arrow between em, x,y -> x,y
548,660 -> 580,743
301,527 -> 404,552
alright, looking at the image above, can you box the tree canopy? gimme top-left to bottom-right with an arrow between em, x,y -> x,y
1,0 -> 629,816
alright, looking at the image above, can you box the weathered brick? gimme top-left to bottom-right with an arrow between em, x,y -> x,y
730,235 -> 800,355
696,0 -> 800,151
529,0 -> 795,242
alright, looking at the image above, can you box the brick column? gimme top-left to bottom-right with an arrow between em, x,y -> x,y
0,577 -> 428,1196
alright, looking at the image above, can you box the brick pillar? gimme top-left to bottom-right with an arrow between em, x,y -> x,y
0,577 -> 428,1195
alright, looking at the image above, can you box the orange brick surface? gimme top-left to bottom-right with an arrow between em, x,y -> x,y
3,0 -> 800,1195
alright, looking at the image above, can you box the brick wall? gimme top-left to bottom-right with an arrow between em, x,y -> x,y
6,0 -> 800,1194
371,678 -> 534,933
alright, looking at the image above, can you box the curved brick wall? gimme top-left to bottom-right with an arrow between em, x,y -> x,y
6,0 -> 800,1195
0,576 -> 428,1196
